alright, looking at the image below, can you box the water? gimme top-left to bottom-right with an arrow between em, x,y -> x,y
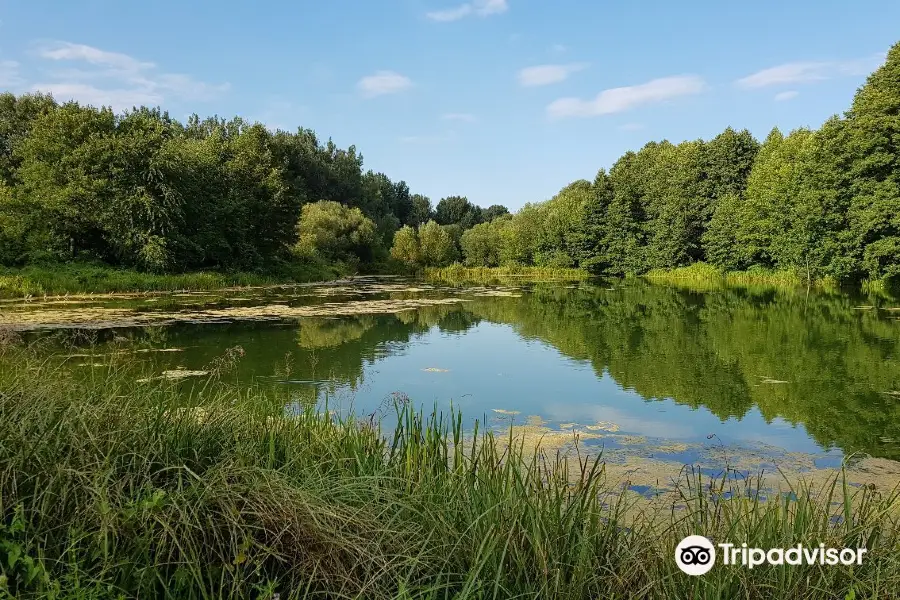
9,277 -> 900,462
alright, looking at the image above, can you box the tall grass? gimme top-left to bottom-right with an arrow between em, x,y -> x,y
641,263 -> 852,293
424,264 -> 591,285
0,344 -> 898,598
0,260 -> 345,298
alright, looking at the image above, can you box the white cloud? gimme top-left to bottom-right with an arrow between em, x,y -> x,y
38,42 -> 152,72
426,0 -> 508,22
518,63 -> 588,87
440,112 -> 476,122
774,90 -> 799,102
29,40 -> 229,109
357,70 -> 413,98
547,75 -> 706,119
735,53 -> 885,89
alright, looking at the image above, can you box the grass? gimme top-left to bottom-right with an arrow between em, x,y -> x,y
0,343 -> 899,599
424,264 -> 591,285
0,260 -> 347,298
642,263 -> 845,292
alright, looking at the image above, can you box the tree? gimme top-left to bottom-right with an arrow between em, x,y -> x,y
461,220 -> 505,266
699,127 -> 760,212
482,204 -> 509,222
571,168 -> 614,273
842,40 -> 900,280
643,140 -> 706,269
604,151 -> 650,274
534,180 -> 593,267
435,195 -> 483,229
295,201 -> 377,265
702,193 -> 744,270
417,220 -> 458,266
390,225 -> 420,266
407,194 -> 433,227
499,203 -> 543,265
0,92 -> 57,187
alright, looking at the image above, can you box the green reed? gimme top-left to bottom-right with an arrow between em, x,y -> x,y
0,260 -> 344,298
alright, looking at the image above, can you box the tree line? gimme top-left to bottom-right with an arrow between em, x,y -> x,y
2,40 -> 897,281
0,93 -> 506,272
404,40 -> 900,283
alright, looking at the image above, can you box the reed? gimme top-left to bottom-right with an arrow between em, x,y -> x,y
0,261 -> 344,298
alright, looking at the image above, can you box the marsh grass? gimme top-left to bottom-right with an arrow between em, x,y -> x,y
0,261 -> 345,298
424,265 -> 590,285
0,345 -> 899,599
641,263 -> 862,296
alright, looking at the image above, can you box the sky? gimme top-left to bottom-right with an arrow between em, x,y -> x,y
0,0 -> 898,210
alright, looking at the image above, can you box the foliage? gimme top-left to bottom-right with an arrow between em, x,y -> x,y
295,200 -> 377,266
0,94 -> 492,279
451,41 -> 900,286
389,225 -> 421,267
407,193 -> 434,227
417,220 -> 458,267
434,195 -> 483,229
460,220 -> 505,267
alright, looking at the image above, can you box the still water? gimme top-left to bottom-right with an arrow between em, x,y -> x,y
9,277 -> 900,462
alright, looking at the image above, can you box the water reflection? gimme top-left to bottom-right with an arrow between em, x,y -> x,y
26,280 -> 900,460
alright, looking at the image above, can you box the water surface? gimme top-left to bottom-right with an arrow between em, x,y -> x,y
9,278 -> 900,464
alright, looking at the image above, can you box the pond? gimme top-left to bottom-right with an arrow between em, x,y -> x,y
4,276 -> 900,488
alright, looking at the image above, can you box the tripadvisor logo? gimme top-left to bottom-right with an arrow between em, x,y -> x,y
676,535 -> 716,576
675,535 -> 868,576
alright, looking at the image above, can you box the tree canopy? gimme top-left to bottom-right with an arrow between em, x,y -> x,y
444,41 -> 900,283
0,94 -> 499,273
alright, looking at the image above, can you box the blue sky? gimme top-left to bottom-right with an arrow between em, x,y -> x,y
0,0 -> 897,210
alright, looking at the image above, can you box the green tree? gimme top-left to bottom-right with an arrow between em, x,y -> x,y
407,194 -> 434,227
461,219 -> 505,266
390,225 -> 420,267
295,201 -> 376,265
418,220 -> 458,266
702,193 -> 744,270
499,203 -> 543,265
435,196 -> 483,229
604,151 -> 650,274
482,204 -> 509,222
571,168 -> 614,273
843,41 -> 900,280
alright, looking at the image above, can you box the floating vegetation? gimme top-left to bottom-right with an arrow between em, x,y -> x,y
421,367 -> 450,373
491,408 -> 520,415
586,421 -> 621,432
1,296 -> 470,331
137,369 -> 210,383
757,375 -> 790,384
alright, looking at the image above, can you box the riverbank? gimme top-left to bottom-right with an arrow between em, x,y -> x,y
0,261 -> 348,298
0,345 -> 898,599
